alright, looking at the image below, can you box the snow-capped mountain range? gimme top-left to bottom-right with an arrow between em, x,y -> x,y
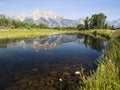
107,18 -> 120,28
7,9 -> 120,28
7,9 -> 84,27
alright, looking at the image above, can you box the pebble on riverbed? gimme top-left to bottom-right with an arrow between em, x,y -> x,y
75,71 -> 80,75
59,78 -> 62,82
32,68 -> 38,72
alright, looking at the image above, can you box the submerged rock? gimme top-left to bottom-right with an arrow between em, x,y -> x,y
75,71 -> 80,75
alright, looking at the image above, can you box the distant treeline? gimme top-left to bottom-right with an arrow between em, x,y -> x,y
0,13 -> 115,30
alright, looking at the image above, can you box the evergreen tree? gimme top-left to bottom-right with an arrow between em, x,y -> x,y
84,17 -> 90,30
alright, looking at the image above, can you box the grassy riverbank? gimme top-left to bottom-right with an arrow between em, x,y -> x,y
79,30 -> 120,90
79,29 -> 115,39
0,29 -> 78,40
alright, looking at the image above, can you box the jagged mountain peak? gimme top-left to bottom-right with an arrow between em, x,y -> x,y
8,13 -> 15,17
43,11 -> 62,19
7,13 -> 18,20
18,12 -> 28,21
30,9 -> 62,20
31,9 -> 42,21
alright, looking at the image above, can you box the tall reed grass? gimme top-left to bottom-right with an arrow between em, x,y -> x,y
79,30 -> 120,90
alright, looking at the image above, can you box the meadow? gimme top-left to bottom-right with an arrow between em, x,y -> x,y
0,29 -> 78,40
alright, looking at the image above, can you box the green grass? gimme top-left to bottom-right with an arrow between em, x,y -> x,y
79,30 -> 120,90
79,29 -> 115,39
0,29 -> 78,40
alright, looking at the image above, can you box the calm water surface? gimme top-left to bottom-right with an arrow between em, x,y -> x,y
0,34 -> 106,90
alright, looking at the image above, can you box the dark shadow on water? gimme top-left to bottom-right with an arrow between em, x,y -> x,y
0,34 -> 107,90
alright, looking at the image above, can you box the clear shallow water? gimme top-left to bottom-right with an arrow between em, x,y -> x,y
0,34 -> 106,90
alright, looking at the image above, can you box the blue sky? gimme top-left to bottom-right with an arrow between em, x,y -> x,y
0,0 -> 120,20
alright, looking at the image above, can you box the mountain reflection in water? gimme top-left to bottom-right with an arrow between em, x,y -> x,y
0,34 -> 107,90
